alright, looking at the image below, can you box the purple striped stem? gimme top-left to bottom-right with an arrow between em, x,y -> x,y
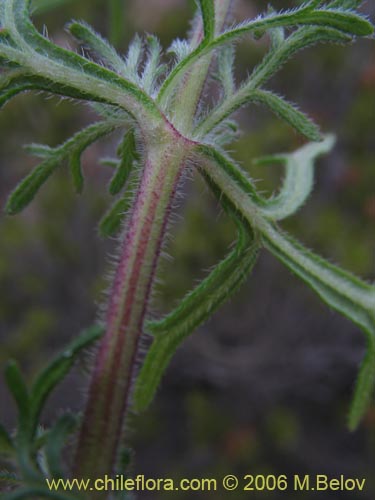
74,0 -> 234,485
74,123 -> 193,483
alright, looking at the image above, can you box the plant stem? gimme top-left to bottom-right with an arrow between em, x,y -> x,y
166,0 -> 233,133
74,0 -> 234,483
73,124 -> 191,483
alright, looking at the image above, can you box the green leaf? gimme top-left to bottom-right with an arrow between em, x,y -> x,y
198,144 -> 375,429
24,143 -> 54,158
0,68 -> 131,113
134,182 -> 259,411
69,150 -> 84,194
110,129 -> 138,195
269,25 -> 285,49
100,157 -> 120,169
195,27 -> 352,137
197,145 -> 263,205
197,0 -> 216,42
158,5 -> 372,106
141,36 -> 165,94
5,157 -> 58,215
0,423 -> 14,455
250,26 -> 353,88
168,39 -> 191,62
135,236 -> 258,411
4,361 -> 30,429
249,89 -> 322,141
124,34 -> 143,84
135,232 -> 258,411
0,71 -> 32,110
256,135 -> 335,220
29,325 -> 104,434
65,122 -> 119,193
261,224 -> 375,430
99,193 -> 133,237
210,119 -> 239,147
45,414 -> 77,479
69,21 -> 128,76
220,9 -> 373,41
217,45 -> 235,98
3,363 -> 38,481
5,121 -> 119,213
1,0 -> 160,116
0,71 -> 110,109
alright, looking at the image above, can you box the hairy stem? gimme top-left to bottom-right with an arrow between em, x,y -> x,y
162,0 -> 233,133
74,124 -> 191,483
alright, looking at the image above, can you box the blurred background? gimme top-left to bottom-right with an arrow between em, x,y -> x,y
0,0 -> 375,498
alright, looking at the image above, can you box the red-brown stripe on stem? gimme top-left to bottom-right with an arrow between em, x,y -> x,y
74,127 -> 191,483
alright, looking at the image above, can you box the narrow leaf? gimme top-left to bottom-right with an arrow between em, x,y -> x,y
257,135 -> 335,220
4,361 -> 34,471
100,157 -> 120,169
135,235 -> 259,411
4,361 -> 30,423
29,325 -> 103,434
0,72 -> 111,109
5,158 -> 58,215
148,171 -> 257,339
250,26 -> 353,88
99,193 -> 133,237
249,89 -> 322,141
69,150 -> 84,194
197,145 -> 263,205
210,119 -> 239,147
110,128 -> 138,195
220,9 -> 374,41
262,224 -> 375,430
6,121 -> 118,213
135,183 -> 259,412
65,121 -> 119,193
124,35 -> 143,83
141,36 -> 165,94
69,21 -> 128,76
270,25 -> 285,49
0,423 -> 14,455
24,143 -> 54,158
196,27 -> 352,137
217,44 -> 235,98
159,5 -> 371,106
149,227 -> 257,338
197,0 -> 216,42
349,341 -> 375,430
198,144 -> 375,429
45,414 -> 77,479
3,0 -> 159,116
168,39 -> 191,62
91,103 -> 127,121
